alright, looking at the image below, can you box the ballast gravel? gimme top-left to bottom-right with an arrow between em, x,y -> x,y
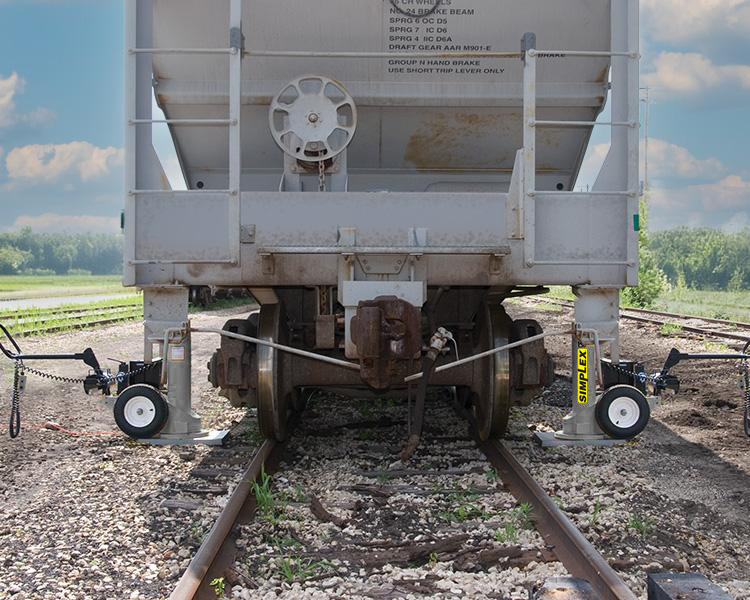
228,393 -> 567,599
1,298 -> 749,599
0,308 -> 251,600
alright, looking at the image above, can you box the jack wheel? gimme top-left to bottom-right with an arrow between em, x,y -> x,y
114,384 -> 169,439
595,385 -> 650,439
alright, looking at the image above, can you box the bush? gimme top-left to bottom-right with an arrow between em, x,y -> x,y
621,196 -> 668,308
67,269 -> 92,276
18,268 -> 56,276
621,245 -> 668,308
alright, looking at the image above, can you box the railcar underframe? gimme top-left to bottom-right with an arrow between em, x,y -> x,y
123,0 -> 643,445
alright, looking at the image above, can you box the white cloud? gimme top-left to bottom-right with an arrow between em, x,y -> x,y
0,72 -> 54,128
9,213 -> 120,234
0,72 -> 22,127
641,0 -> 750,46
649,175 -> 750,231
646,138 -> 725,179
576,138 -> 723,190
5,141 -> 124,184
643,52 -> 750,95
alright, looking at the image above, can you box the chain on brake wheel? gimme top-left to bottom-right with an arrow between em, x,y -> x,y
318,159 -> 326,192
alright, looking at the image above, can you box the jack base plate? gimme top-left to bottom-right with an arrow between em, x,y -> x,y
534,431 -> 627,447
138,429 -> 230,446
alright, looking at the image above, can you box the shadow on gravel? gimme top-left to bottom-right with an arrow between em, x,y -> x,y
643,419 -> 750,524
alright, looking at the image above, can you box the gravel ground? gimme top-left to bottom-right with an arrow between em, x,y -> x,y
228,392 -> 566,600
0,307 -> 253,600
1,298 -> 749,599
504,298 -> 750,599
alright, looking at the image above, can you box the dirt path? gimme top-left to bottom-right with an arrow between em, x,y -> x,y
506,298 -> 750,598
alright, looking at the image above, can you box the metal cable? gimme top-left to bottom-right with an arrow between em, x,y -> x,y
191,327 -> 361,371
388,0 -> 442,19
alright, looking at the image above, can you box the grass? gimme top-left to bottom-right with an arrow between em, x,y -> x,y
276,557 -> 331,583
495,502 -> 534,543
513,502 -> 534,529
0,293 -> 255,338
658,322 -> 683,336
652,288 -> 750,323
495,522 -> 519,543
253,468 -> 284,525
440,503 -> 488,523
628,514 -> 650,536
0,275 -> 130,300
590,498 -> 604,526
210,577 -> 226,598
0,295 -> 142,320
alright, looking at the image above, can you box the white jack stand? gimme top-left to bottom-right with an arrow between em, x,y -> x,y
535,287 -> 628,448
136,288 -> 230,447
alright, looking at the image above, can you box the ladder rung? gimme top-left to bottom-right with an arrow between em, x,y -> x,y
247,50 -> 522,59
530,120 -> 637,128
528,50 -> 638,58
530,190 -> 636,197
129,48 -> 235,55
129,119 -> 236,126
129,189 -> 235,195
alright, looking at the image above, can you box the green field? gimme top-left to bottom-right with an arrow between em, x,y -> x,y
0,275 -> 131,300
546,285 -> 750,323
0,291 -> 254,337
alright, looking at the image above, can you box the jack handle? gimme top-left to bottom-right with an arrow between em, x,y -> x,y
0,322 -> 110,394
653,346 -> 750,393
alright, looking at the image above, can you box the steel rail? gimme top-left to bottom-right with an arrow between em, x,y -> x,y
479,440 -> 638,600
11,306 -> 140,327
623,305 -> 750,331
13,313 -> 143,338
170,439 -> 279,600
0,302 -> 139,320
529,297 -> 750,342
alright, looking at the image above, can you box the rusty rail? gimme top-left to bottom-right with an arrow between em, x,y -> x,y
170,439 -> 280,600
528,297 -> 750,342
479,440 -> 638,600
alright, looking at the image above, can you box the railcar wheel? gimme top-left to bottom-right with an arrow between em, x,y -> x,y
472,303 -> 513,441
595,385 -> 650,439
114,384 -> 169,439
256,303 -> 293,441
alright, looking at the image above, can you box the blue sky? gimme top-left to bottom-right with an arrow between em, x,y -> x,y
0,0 -> 748,233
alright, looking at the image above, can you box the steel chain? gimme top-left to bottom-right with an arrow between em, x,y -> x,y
18,360 -> 160,386
10,361 -> 21,438
318,159 -> 326,192
7,360 -> 161,438
603,358 -> 745,388
743,345 -> 750,437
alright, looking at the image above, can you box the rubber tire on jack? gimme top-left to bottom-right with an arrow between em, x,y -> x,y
114,384 -> 169,439
595,384 -> 650,439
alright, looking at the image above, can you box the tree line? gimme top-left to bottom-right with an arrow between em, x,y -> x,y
650,227 -> 749,291
0,228 -> 123,275
0,227 -> 746,290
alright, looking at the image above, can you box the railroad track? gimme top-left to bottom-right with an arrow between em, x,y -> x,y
526,296 -> 750,343
0,301 -> 140,321
168,392 -> 637,600
3,305 -> 143,337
